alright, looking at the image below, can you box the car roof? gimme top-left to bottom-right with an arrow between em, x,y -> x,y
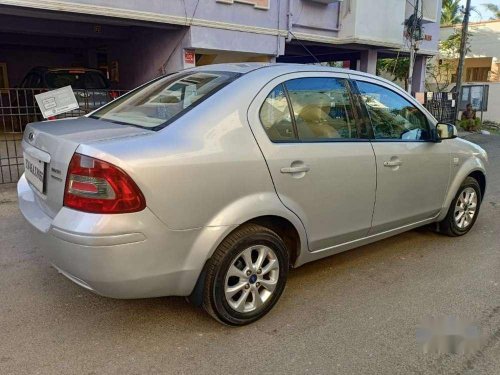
188,63 -> 433,120
189,62 -> 372,77
188,62 -> 397,87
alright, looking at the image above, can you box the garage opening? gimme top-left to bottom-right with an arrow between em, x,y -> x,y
0,8 -> 184,183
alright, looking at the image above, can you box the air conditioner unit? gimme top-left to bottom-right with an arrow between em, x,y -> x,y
306,0 -> 343,4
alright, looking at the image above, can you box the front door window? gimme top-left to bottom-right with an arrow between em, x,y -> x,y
356,81 -> 431,141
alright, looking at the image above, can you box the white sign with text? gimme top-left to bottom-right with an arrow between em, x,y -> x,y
35,86 -> 79,119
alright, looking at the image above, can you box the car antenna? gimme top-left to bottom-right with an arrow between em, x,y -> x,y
288,30 -> 321,64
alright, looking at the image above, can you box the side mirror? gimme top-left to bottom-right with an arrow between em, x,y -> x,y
435,123 -> 458,141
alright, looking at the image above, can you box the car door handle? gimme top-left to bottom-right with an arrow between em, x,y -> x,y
383,160 -> 403,167
280,165 -> 310,174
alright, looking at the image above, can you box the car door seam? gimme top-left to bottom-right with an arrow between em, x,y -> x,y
245,97 -> 311,251
368,140 -> 378,235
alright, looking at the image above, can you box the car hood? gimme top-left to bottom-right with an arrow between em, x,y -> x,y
454,137 -> 488,164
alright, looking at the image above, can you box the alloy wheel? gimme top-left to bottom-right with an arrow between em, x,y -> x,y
454,187 -> 478,229
224,245 -> 280,313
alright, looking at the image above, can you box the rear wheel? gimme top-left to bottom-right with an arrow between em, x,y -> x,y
438,177 -> 482,236
202,224 -> 289,326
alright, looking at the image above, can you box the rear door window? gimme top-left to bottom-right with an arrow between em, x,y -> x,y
285,77 -> 358,141
259,84 -> 297,142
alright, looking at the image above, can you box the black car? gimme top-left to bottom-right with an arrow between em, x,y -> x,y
19,67 -> 113,113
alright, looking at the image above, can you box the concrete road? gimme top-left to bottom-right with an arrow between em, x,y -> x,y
1,134 -> 499,375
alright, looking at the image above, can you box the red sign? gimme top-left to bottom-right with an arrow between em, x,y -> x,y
184,49 -> 195,66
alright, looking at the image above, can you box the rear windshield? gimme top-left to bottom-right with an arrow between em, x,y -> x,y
90,71 -> 239,130
46,71 -> 108,89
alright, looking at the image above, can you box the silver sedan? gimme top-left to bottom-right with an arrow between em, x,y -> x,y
18,63 -> 487,325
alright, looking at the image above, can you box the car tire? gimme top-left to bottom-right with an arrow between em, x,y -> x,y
202,224 -> 289,326
438,176 -> 482,237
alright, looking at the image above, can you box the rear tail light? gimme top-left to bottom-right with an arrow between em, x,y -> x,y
64,153 -> 146,214
109,91 -> 119,100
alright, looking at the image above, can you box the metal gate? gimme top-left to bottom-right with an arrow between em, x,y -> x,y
0,88 -> 127,184
423,92 -> 457,124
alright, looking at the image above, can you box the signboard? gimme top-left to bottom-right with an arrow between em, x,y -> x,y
35,86 -> 79,119
184,49 -> 196,68
458,85 -> 489,111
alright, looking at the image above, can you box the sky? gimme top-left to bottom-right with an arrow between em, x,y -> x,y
464,0 -> 500,21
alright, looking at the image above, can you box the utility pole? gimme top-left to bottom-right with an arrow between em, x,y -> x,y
454,0 -> 472,123
407,0 -> 420,95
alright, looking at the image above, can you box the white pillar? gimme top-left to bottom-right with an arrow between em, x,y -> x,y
359,49 -> 377,75
411,55 -> 427,93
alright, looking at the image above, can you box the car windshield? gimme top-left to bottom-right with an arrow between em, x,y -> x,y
46,71 -> 108,89
90,71 -> 239,130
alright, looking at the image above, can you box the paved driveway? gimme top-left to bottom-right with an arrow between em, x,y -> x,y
0,134 -> 499,375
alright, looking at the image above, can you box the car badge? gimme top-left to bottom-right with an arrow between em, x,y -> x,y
28,132 -> 35,142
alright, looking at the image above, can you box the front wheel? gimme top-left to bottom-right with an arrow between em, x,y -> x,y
438,176 -> 482,237
202,224 -> 289,326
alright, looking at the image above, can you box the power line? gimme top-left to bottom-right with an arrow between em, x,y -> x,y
287,30 -> 320,63
161,0 -> 201,74
406,0 -> 416,10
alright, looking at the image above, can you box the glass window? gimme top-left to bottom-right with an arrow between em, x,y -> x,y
285,77 -> 358,141
356,81 -> 431,141
45,71 -> 108,89
22,73 -> 41,88
91,71 -> 239,130
259,84 -> 296,142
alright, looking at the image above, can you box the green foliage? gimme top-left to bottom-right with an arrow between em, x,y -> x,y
376,58 -> 410,88
482,3 -> 500,19
441,0 -> 463,25
440,29 -> 463,57
459,118 -> 481,131
426,27 -> 472,92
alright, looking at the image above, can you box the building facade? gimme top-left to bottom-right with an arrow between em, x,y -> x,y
429,20 -> 500,122
0,0 -> 441,90
437,20 -> 500,86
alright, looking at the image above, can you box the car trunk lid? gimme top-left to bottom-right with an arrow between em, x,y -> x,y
22,117 -> 150,218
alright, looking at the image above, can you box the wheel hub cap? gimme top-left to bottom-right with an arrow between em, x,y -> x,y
224,245 -> 280,313
454,187 -> 478,229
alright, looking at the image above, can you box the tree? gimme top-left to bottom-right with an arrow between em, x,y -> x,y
376,58 -> 410,90
426,27 -> 471,91
441,0 -> 481,25
426,58 -> 456,92
441,0 -> 463,25
482,3 -> 500,19
440,29 -> 467,58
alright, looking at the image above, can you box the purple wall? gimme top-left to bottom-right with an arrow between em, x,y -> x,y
109,28 -> 186,89
0,14 -> 186,89
0,45 -> 80,87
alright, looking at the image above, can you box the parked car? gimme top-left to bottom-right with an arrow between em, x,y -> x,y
18,67 -> 113,117
18,64 -> 487,325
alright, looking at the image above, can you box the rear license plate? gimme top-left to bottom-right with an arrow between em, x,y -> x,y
24,152 -> 46,193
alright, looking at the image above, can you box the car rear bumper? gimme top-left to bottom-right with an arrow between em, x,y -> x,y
17,174 -> 209,298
